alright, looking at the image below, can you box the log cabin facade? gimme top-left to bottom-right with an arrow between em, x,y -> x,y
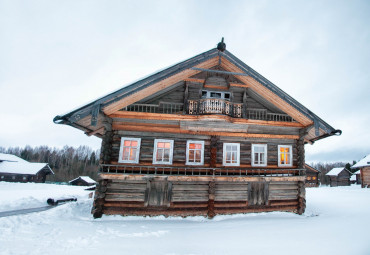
351,154 -> 370,188
54,41 -> 341,218
326,167 -> 351,187
304,164 -> 320,187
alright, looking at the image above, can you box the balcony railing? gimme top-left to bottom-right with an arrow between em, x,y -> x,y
99,164 -> 306,177
120,100 -> 295,122
188,99 -> 242,118
122,102 -> 183,114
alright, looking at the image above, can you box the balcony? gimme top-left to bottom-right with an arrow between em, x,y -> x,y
120,100 -> 296,122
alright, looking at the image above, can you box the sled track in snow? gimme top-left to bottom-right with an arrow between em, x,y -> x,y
0,205 -> 55,218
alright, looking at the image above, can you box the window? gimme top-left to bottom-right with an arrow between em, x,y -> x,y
223,143 -> 240,166
153,139 -> 174,165
12,176 -> 15,180
186,140 -> 204,165
278,145 -> 292,167
118,137 -> 141,163
252,144 -> 267,167
0,176 -> 4,179
202,90 -> 231,101
312,176 -> 317,180
23,176 -> 27,180
307,176 -> 312,180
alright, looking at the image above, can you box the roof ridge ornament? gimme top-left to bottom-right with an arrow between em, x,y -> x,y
217,37 -> 226,52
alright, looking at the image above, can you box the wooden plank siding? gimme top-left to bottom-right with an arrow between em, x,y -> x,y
96,175 -> 303,218
361,167 -> 370,188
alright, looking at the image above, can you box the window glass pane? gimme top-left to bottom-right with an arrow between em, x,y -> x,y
189,143 -> 196,149
189,150 -> 195,162
156,149 -> 163,161
195,150 -> 201,162
163,149 -> 170,161
157,142 -> 164,148
164,142 -> 171,148
131,141 -> 138,147
224,93 -> 230,99
124,140 -> 131,146
210,92 -> 222,98
202,91 -> 207,98
129,148 -> 137,160
123,148 -> 130,160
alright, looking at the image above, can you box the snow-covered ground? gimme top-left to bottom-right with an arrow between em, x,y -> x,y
0,182 -> 369,255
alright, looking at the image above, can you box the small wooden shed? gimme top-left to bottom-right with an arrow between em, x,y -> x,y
304,164 -> 320,187
326,167 -> 351,187
69,176 -> 96,186
0,153 -> 54,183
351,154 -> 370,188
350,171 -> 360,184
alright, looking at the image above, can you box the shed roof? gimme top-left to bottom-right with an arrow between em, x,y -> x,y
54,45 -> 341,143
0,153 -> 28,163
326,167 -> 348,176
304,164 -> 321,173
351,154 -> 370,169
69,176 -> 96,184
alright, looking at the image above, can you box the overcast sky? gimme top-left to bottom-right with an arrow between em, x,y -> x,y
0,0 -> 369,163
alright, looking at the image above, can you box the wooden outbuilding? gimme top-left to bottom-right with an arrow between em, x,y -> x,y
54,39 -> 341,218
69,176 -> 96,186
326,167 -> 351,187
0,153 -> 54,183
304,164 -> 320,187
351,154 -> 370,188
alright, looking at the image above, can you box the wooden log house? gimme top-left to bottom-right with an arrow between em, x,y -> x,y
326,167 -> 351,187
351,154 -> 370,188
304,164 -> 320,187
54,40 -> 341,218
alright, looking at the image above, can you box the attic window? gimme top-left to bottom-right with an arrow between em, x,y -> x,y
202,90 -> 231,101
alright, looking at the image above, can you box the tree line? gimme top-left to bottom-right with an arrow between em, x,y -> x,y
0,145 -> 100,182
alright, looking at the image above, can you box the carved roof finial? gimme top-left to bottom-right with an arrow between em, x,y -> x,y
217,37 -> 226,52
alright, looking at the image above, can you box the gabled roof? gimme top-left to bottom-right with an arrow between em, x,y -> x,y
69,176 -> 96,184
326,167 -> 350,176
351,154 -> 370,169
304,163 -> 321,173
353,170 -> 361,175
0,153 -> 54,175
54,45 -> 341,142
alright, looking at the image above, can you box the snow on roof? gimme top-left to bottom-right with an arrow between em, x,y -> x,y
350,175 -> 357,181
353,170 -> 361,175
326,167 -> 346,176
0,153 -> 28,163
69,176 -> 96,184
351,154 -> 370,169
0,161 -> 53,175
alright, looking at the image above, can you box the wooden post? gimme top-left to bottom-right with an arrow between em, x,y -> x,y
242,88 -> 248,119
207,180 -> 216,218
183,81 -> 188,114
210,136 -> 218,168
92,115 -> 113,218
297,181 -> 306,215
297,128 -> 306,169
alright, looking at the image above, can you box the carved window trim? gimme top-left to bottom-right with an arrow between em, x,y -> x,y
223,143 -> 240,166
186,140 -> 205,165
118,137 -> 141,164
278,145 -> 293,167
153,139 -> 174,165
251,144 -> 267,167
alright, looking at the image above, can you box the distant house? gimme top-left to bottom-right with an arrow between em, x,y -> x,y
69,176 -> 96,186
351,154 -> 370,188
350,170 -> 360,185
326,167 -> 351,187
0,153 -> 54,183
304,164 -> 320,187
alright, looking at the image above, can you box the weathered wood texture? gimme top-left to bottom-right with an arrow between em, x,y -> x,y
328,170 -> 351,187
361,167 -> 370,188
110,131 -> 297,168
94,175 -> 302,218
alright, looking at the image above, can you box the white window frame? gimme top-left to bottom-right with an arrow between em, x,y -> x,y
223,143 -> 240,166
251,144 -> 267,167
118,137 -> 141,164
201,90 -> 231,101
278,145 -> 293,167
153,139 -> 174,165
186,140 -> 205,165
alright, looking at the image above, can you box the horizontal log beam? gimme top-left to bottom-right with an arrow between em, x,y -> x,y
110,111 -> 304,128
112,123 -> 299,140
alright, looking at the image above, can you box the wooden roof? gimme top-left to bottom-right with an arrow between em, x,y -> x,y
54,46 -> 341,142
304,164 -> 321,173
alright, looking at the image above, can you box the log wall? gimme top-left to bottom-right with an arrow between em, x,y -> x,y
94,174 -> 305,218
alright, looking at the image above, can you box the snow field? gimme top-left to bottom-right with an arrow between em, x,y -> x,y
0,182 -> 369,255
